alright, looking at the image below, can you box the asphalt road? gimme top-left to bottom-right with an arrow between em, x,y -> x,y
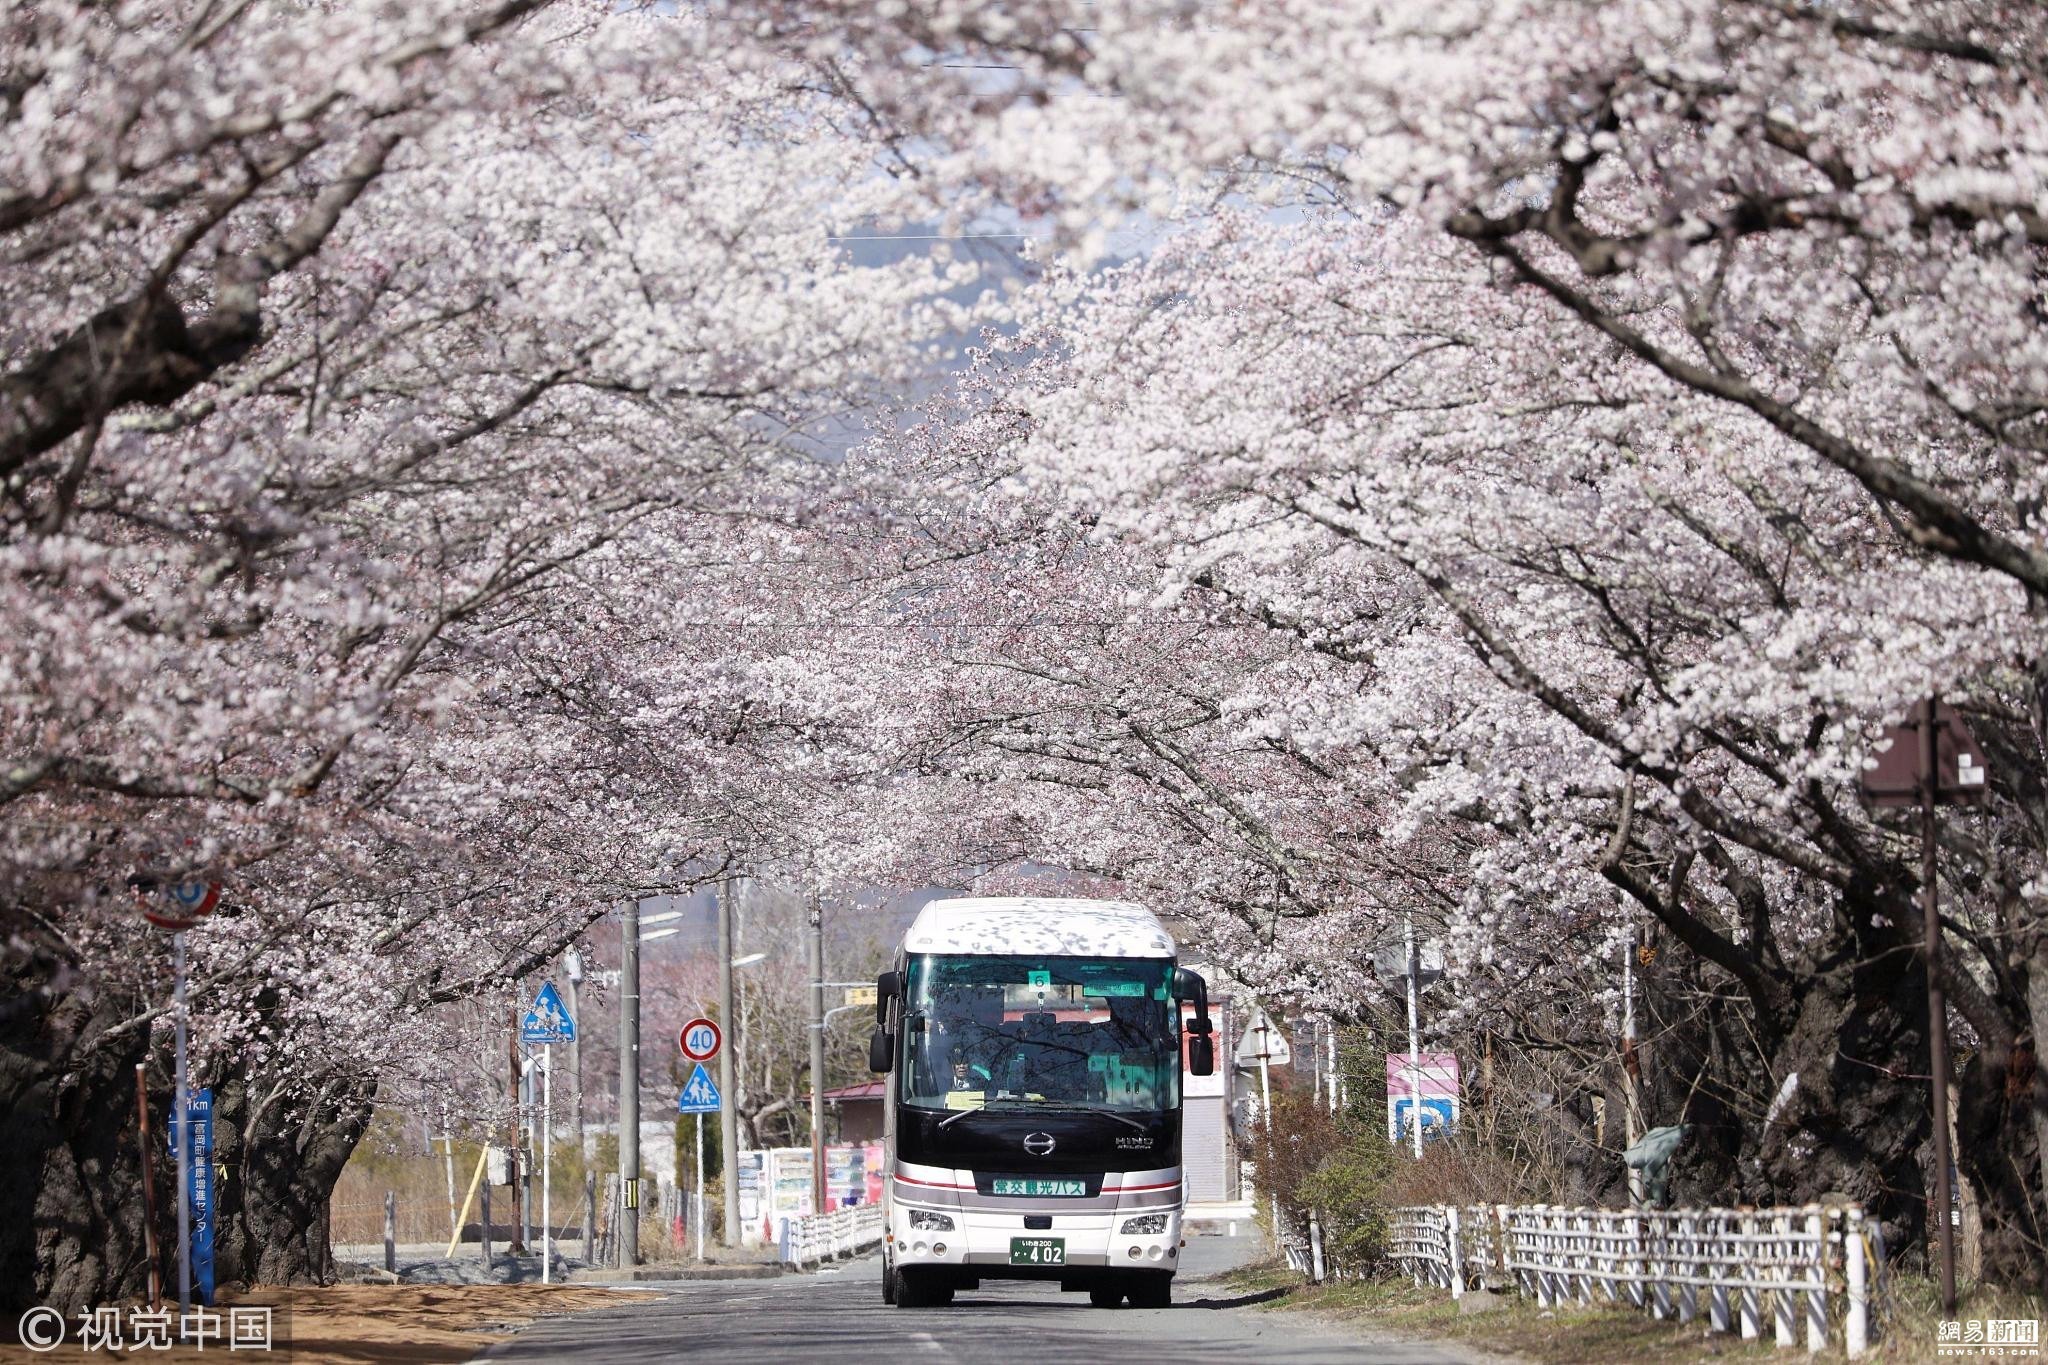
481,1231 -> 1478,1364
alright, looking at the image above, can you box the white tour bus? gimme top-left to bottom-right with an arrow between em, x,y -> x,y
867,896 -> 1215,1308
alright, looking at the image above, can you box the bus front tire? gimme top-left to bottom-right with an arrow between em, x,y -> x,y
893,1266 -> 954,1307
882,1257 -> 897,1304
1127,1274 -> 1172,1309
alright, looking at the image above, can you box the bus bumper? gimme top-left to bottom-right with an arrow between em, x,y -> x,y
888,1203 -> 1181,1275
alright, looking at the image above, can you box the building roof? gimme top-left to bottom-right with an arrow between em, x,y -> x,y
820,1080 -> 886,1102
901,896 -> 1176,959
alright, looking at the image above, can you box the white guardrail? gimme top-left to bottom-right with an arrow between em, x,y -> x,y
779,1203 -> 886,1269
1389,1203 -> 1882,1357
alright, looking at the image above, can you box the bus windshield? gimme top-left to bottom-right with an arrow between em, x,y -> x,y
900,954 -> 1180,1114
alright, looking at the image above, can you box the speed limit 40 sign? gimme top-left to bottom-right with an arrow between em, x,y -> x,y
679,1017 -> 721,1062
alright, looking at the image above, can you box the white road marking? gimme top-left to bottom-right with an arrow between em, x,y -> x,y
909,1331 -> 943,1352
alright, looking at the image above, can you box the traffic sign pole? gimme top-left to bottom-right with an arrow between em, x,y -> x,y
174,930 -> 190,1315
542,1043 -> 552,1284
694,1114 -> 705,1262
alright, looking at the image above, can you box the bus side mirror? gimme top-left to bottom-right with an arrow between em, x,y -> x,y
875,970 -> 903,1026
869,1027 -> 895,1074
1175,966 -> 1216,1076
1187,1018 -> 1215,1077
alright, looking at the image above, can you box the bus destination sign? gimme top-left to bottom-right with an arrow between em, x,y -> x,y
992,1177 -> 1087,1197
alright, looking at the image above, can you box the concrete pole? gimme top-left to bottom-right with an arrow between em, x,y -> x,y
621,898 -> 640,1266
1259,1044 -> 1276,1243
1326,1024 -> 1338,1115
508,996 -> 524,1254
808,896 -> 827,1216
1311,1018 -> 1322,1109
522,1057 -> 535,1249
564,965 -> 583,1155
718,877 -> 741,1246
1405,914 -> 1425,1159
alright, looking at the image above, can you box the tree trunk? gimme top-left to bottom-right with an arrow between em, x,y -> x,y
1746,926 -> 1930,1262
210,1070 -> 376,1288
0,941 -> 160,1320
0,936 -> 378,1317
1955,1012 -> 2045,1294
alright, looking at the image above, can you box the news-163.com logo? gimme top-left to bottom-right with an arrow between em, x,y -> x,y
1938,1318 -> 2041,1357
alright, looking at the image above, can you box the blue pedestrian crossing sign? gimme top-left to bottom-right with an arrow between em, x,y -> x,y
677,1062 -> 722,1114
520,981 -> 575,1045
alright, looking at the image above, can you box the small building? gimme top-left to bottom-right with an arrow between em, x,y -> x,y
821,1078 -> 886,1143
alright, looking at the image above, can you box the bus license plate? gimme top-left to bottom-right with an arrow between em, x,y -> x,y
992,1178 -> 1087,1196
1011,1237 -> 1065,1266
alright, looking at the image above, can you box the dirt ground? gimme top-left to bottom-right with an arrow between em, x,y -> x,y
2,1283 -> 628,1363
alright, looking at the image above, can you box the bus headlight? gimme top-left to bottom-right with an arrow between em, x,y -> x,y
909,1210 -> 955,1232
1119,1213 -> 1170,1235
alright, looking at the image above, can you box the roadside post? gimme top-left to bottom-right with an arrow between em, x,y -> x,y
134,1063 -> 161,1310
521,980 -> 576,1282
679,1018 -> 724,1263
1859,695 -> 1987,1315
1235,1009 -> 1291,1243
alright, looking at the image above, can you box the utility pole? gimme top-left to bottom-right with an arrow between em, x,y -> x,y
1255,1010 -> 1276,1244
620,898 -> 640,1266
1857,694 -> 1985,1317
808,895 -> 827,1216
1325,1024 -> 1338,1116
718,876 -> 741,1246
1920,696 -> 1959,1315
1622,927 -> 1645,1203
1404,914 -> 1424,1160
564,949 -> 584,1156
508,995 -> 525,1254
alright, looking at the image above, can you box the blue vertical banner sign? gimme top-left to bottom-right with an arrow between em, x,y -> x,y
187,1088 -> 215,1305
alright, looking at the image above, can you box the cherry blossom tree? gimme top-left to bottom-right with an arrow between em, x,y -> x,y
731,0 -> 2048,1289
837,208 -> 2043,1281
0,0 -> 970,1312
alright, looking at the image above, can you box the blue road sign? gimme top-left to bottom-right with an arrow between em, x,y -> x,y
678,1062 -> 722,1114
188,1088 -> 215,1305
520,981 -> 575,1045
1391,1095 -> 1455,1142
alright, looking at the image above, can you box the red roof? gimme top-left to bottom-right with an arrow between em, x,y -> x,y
818,1080 -> 886,1101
